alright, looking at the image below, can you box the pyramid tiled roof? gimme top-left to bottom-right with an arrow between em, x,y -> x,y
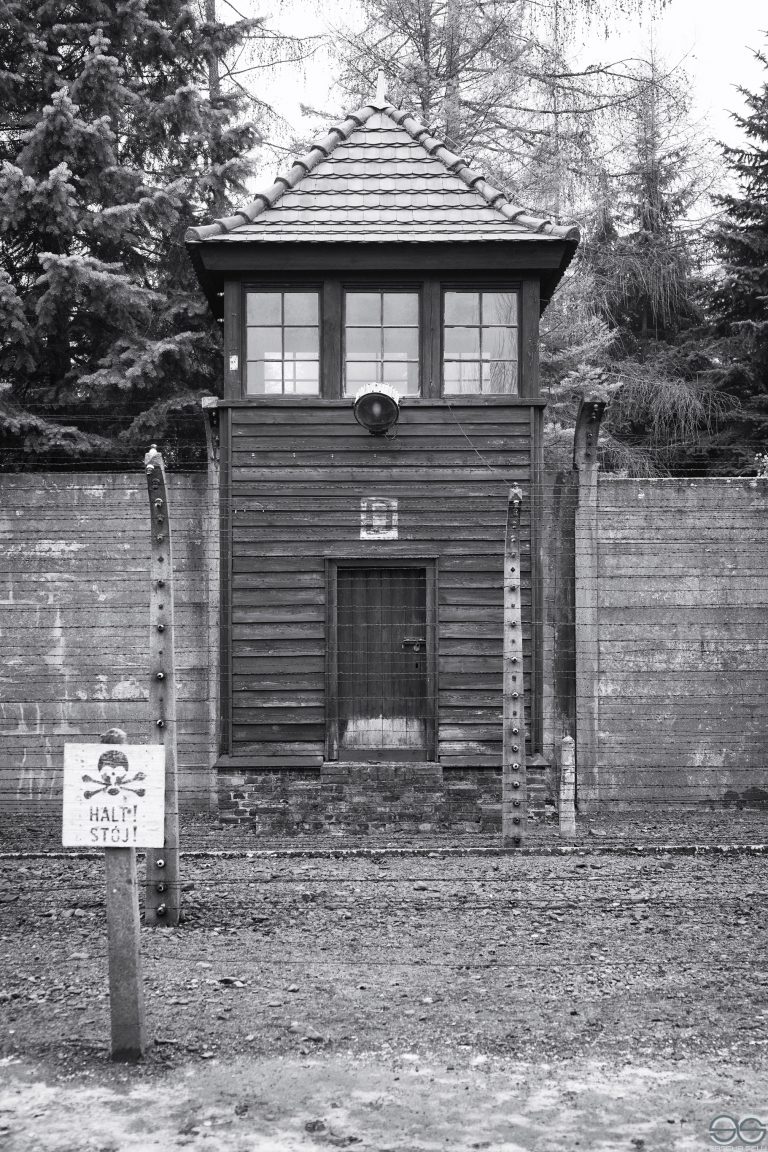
185,100 -> 580,247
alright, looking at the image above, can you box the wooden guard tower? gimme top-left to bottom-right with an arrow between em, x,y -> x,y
186,83 -> 579,834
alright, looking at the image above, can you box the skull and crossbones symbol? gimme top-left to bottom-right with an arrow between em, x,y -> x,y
82,749 -> 146,800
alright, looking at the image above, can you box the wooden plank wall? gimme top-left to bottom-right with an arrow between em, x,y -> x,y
227,401 -> 536,767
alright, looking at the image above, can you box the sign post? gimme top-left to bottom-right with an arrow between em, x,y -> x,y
63,729 -> 165,1061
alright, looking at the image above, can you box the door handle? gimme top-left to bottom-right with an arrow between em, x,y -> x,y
402,637 -> 427,651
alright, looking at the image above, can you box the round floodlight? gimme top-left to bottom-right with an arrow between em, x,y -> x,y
353,383 -> 401,436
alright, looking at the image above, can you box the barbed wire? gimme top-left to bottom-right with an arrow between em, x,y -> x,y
2,459 -> 767,833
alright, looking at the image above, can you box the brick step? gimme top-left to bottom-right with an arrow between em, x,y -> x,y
321,761 -> 443,788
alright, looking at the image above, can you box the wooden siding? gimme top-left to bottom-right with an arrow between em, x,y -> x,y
225,401 -> 536,767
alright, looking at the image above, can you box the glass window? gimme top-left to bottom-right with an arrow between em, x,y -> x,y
344,290 -> 419,396
245,291 -> 320,395
443,290 -> 519,395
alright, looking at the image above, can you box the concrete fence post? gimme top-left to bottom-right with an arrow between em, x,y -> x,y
573,393 -> 608,808
143,446 -> 181,926
202,397 -> 221,813
559,735 -> 577,838
502,485 -> 527,847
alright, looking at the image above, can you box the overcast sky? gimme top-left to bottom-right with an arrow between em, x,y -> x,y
602,0 -> 767,144
233,0 -> 767,175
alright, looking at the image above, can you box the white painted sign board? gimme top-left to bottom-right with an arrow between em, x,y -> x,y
360,496 -> 398,540
62,744 -> 165,847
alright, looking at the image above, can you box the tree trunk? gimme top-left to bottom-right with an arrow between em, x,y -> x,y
442,0 -> 460,145
206,0 -> 227,219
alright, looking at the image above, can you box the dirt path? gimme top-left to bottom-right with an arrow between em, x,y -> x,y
1,851 -> 767,1149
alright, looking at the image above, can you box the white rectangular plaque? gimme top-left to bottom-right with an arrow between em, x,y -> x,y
62,744 -> 165,848
360,496 -> 398,540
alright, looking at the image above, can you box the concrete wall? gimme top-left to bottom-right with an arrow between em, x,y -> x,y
2,471 -> 767,829
541,472 -> 578,771
578,478 -> 768,808
0,473 -> 214,825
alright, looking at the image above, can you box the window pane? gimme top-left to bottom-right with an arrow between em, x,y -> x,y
346,328 -> 380,359
383,292 -> 418,325
245,361 -> 266,394
383,328 -> 418,359
346,293 -> 380,324
403,362 -> 419,394
382,361 -> 407,383
483,361 -> 518,393
482,291 -> 517,326
284,326 -> 318,359
293,376 -> 320,395
246,293 -> 281,325
284,293 -> 318,325
483,326 -> 517,360
444,361 -> 481,393
246,360 -> 284,395
247,327 -> 282,360
261,361 -> 283,395
285,361 -> 319,394
345,361 -> 381,392
383,361 -> 419,393
445,292 -> 479,325
444,327 -> 480,357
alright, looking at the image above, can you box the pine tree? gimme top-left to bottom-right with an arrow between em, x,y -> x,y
586,53 -> 701,342
0,1 -> 263,467
547,52 -> 731,475
710,44 -> 768,472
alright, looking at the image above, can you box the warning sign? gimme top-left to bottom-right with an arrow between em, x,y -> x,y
62,744 -> 165,848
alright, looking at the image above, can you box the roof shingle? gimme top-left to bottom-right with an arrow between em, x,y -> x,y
185,100 -> 579,247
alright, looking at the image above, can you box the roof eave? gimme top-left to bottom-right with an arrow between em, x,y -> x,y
185,233 -> 579,316
541,234 -> 579,313
186,241 -> 223,318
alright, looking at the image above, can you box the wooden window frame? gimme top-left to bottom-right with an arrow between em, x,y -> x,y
342,286 -> 422,398
237,275 -> 535,401
325,556 -> 438,763
441,285 -> 521,398
238,279 -> 324,399
243,287 -> 321,397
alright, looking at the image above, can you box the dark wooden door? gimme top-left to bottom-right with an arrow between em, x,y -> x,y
336,566 -> 432,760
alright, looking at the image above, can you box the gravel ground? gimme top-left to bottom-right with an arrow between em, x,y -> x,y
1,848 -> 767,1149
3,806 -> 768,854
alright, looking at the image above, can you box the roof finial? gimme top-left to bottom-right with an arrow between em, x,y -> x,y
374,69 -> 387,106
